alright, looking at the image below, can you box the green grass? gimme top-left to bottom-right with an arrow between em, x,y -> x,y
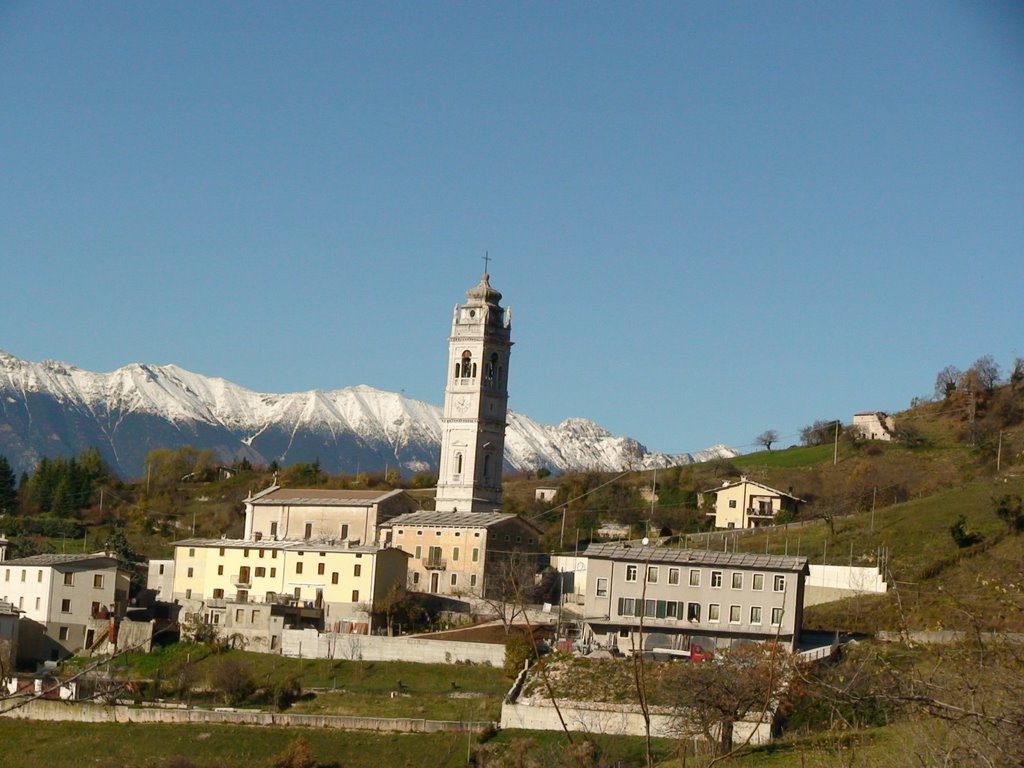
0,719 -> 473,768
732,445 -> 834,469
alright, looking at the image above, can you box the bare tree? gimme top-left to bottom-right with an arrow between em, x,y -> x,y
970,354 -> 1001,391
755,430 -> 779,451
934,365 -> 961,400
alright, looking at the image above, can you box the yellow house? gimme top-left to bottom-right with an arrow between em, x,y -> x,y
703,478 -> 804,529
379,511 -> 542,598
171,538 -> 408,635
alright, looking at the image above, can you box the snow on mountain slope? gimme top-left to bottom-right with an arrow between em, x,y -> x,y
0,349 -> 737,476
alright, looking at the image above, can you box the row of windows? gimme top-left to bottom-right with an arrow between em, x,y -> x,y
411,571 -> 476,589
453,351 -> 506,388
621,565 -> 786,592
3,569 -> 104,588
407,545 -> 480,563
397,529 -> 482,538
616,597 -> 783,626
188,546 -> 364,560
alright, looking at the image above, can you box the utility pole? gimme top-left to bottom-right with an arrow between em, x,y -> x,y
997,431 -> 1003,472
870,486 -> 877,532
833,420 -> 840,466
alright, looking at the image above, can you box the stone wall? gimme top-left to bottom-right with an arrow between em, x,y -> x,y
0,698 -> 492,733
282,628 -> 505,666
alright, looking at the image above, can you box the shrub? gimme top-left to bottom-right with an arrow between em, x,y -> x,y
271,736 -> 316,768
504,632 -> 536,678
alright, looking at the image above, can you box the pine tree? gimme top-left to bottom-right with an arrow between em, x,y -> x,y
0,455 -> 16,515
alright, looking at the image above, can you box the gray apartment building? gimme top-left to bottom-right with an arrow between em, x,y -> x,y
582,544 -> 808,655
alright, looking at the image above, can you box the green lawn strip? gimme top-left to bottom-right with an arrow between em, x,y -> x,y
732,445 -> 834,469
0,718 -> 470,768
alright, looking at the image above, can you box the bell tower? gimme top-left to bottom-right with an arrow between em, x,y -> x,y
435,273 -> 512,513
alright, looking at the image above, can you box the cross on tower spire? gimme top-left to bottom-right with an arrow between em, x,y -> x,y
482,251 -> 491,274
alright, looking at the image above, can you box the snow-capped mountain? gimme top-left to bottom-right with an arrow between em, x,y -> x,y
0,349 -> 737,477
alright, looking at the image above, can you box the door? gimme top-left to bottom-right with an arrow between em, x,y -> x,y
430,572 -> 439,593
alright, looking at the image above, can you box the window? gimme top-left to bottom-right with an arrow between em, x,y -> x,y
689,569 -> 700,586
711,571 -> 722,588
189,548 -> 195,557
450,573 -> 458,587
771,607 -> 784,625
317,563 -> 325,576
235,609 -> 244,622
219,547 -> 225,556
217,565 -> 224,575
351,590 -> 359,602
596,578 -> 609,598
619,629 -> 630,639
185,589 -> 192,599
255,567 -> 265,578
272,550 -> 278,559
729,605 -> 741,623
455,453 -> 463,474
244,548 -> 250,557
645,599 -> 656,617
354,564 -> 361,577
270,522 -> 277,538
436,531 -> 442,537
470,574 -> 477,588
270,568 -> 276,577
58,627 -> 70,641
20,570 -> 25,582
187,567 -> 194,578
340,524 -> 349,539
304,523 -> 313,540
454,531 -> 461,537
708,604 -> 720,622
474,532 -> 481,537
35,597 -> 40,609
625,565 -> 638,582
259,549 -> 265,559
293,587 -> 302,598
63,572 -> 74,586
773,575 -> 786,592
251,610 -> 261,623
415,546 -> 422,559
452,547 -> 459,562
647,566 -> 659,583
412,572 -> 420,585
666,601 -> 679,619
618,597 -> 635,616
417,530 -> 423,537
731,572 -> 742,589
61,599 -> 71,613
331,571 -> 339,584
37,570 -> 43,582
296,562 -> 303,575
728,499 -> 737,508
750,606 -> 762,624
472,548 -> 479,562
158,564 -> 165,575
752,573 -> 764,591
93,574 -> 104,589
213,588 -> 224,599
687,602 -> 701,622
668,568 -> 680,585
3,569 -> 8,581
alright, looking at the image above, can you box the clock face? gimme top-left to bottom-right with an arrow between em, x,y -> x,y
454,395 -> 470,414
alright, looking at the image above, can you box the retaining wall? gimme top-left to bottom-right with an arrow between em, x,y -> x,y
281,629 -> 505,666
0,698 -> 492,733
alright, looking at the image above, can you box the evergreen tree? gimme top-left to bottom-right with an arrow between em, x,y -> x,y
0,455 -> 16,515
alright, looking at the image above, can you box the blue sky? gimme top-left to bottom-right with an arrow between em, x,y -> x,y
1,2 -> 1022,455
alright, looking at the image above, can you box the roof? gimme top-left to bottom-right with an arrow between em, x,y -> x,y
171,538 -> 408,557
700,477 -> 805,503
2,553 -> 121,568
381,510 -> 543,534
247,487 -> 406,507
583,543 -> 808,573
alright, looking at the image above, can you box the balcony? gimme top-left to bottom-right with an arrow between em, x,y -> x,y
423,557 -> 447,571
746,507 -> 776,519
231,573 -> 252,588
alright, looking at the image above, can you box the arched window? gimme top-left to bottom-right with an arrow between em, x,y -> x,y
485,352 -> 498,387
460,351 -> 472,378
455,452 -> 463,475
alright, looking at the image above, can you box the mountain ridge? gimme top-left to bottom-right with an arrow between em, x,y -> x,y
0,349 -> 737,477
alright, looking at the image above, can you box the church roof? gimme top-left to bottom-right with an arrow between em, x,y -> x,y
247,487 -> 407,507
466,273 -> 503,305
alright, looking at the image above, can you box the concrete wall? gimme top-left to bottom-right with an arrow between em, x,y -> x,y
0,698 -> 491,733
803,565 -> 886,607
500,699 -> 770,744
282,628 -> 504,665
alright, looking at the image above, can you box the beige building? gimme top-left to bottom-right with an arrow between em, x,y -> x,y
170,538 -> 408,639
1,553 -> 130,663
853,411 -> 895,441
243,485 -> 418,545
703,478 -> 804,529
380,511 -> 542,598
582,544 -> 808,654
